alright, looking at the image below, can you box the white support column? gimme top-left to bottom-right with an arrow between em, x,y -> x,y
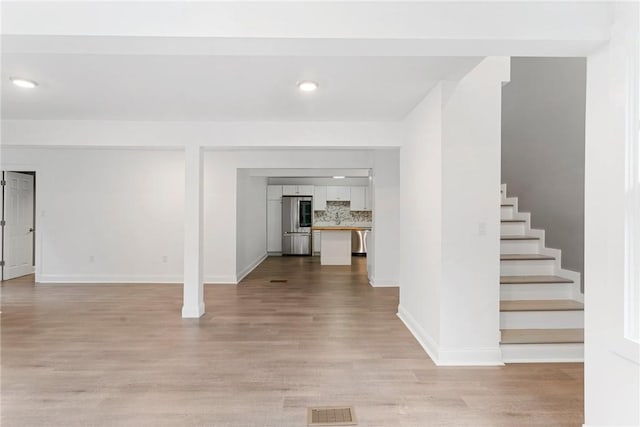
182,145 -> 205,318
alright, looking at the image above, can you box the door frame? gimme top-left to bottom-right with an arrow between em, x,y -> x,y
1,164 -> 41,282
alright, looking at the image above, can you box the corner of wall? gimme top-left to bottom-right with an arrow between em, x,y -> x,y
397,304 -> 440,364
235,252 -> 268,284
369,277 -> 398,287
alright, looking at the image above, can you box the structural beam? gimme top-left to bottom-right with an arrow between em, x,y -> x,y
182,144 -> 205,318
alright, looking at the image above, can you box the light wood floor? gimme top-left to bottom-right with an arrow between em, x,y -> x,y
1,256 -> 583,426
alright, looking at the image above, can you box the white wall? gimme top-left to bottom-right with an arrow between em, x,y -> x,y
584,3 -> 640,426
236,170 -> 267,281
1,147 -> 185,282
398,57 -> 509,366
368,149 -> 400,287
0,147 -> 394,285
439,57 -> 508,362
398,83 -> 444,357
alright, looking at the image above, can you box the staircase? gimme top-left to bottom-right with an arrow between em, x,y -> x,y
499,184 -> 584,363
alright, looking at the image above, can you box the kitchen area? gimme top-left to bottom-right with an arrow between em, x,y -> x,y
266,177 -> 372,266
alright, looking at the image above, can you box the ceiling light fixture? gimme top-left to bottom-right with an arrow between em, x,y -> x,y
298,81 -> 318,92
332,176 -> 346,179
10,77 -> 38,89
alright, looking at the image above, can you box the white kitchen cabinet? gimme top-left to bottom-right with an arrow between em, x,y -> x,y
297,185 -> 314,196
313,230 -> 321,254
267,199 -> 282,252
326,186 -> 350,201
267,185 -> 283,200
313,186 -> 327,210
282,185 -> 314,196
349,186 -> 372,211
282,185 -> 297,196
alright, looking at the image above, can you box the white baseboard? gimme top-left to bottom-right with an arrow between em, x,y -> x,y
235,252 -> 268,284
438,346 -> 504,366
203,275 -> 238,285
397,304 -> 440,364
398,304 -> 504,366
37,274 -> 183,284
581,425 -> 639,427
369,277 -> 398,287
182,302 -> 205,318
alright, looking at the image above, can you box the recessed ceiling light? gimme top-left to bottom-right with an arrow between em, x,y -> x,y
332,176 -> 345,179
10,77 -> 38,89
298,81 -> 318,92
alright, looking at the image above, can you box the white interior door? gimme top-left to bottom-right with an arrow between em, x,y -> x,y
3,172 -> 35,280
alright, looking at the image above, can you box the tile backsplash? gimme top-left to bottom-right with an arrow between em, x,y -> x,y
314,201 -> 372,224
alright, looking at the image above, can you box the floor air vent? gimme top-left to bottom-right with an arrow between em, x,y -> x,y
307,406 -> 357,426
270,279 -> 288,283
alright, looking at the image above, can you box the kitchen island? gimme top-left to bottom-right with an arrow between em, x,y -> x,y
312,226 -> 370,266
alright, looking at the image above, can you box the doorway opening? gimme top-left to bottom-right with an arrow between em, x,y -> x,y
1,171 -> 36,281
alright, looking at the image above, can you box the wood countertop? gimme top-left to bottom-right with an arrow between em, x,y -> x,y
312,226 -> 371,231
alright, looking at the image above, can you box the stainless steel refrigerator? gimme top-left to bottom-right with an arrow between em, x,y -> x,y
282,196 -> 313,255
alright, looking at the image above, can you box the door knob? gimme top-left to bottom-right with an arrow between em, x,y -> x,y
28,228 -> 34,233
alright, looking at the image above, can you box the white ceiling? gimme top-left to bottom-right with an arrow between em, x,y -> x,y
1,54 -> 481,121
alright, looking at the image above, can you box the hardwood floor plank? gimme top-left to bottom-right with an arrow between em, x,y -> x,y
1,257 -> 583,426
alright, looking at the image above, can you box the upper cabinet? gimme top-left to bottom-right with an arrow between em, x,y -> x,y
267,185 -> 283,200
282,185 -> 314,196
350,186 -> 372,211
314,186 -> 327,211
326,186 -> 350,201
271,184 -> 370,211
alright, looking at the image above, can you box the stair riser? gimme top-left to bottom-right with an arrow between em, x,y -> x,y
500,206 -> 514,219
500,343 -> 583,363
500,222 -> 527,235
501,240 -> 541,254
500,311 -> 583,329
500,260 -> 556,276
500,283 -> 574,300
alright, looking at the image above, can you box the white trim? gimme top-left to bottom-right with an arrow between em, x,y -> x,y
37,274 -> 183,284
182,302 -> 205,318
558,268 -> 584,303
369,277 -> 398,287
236,252 -> 268,284
438,346 -> 504,367
623,5 -> 640,350
397,305 -> 504,366
204,275 -> 238,285
582,424 -> 640,427
397,304 -> 440,364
